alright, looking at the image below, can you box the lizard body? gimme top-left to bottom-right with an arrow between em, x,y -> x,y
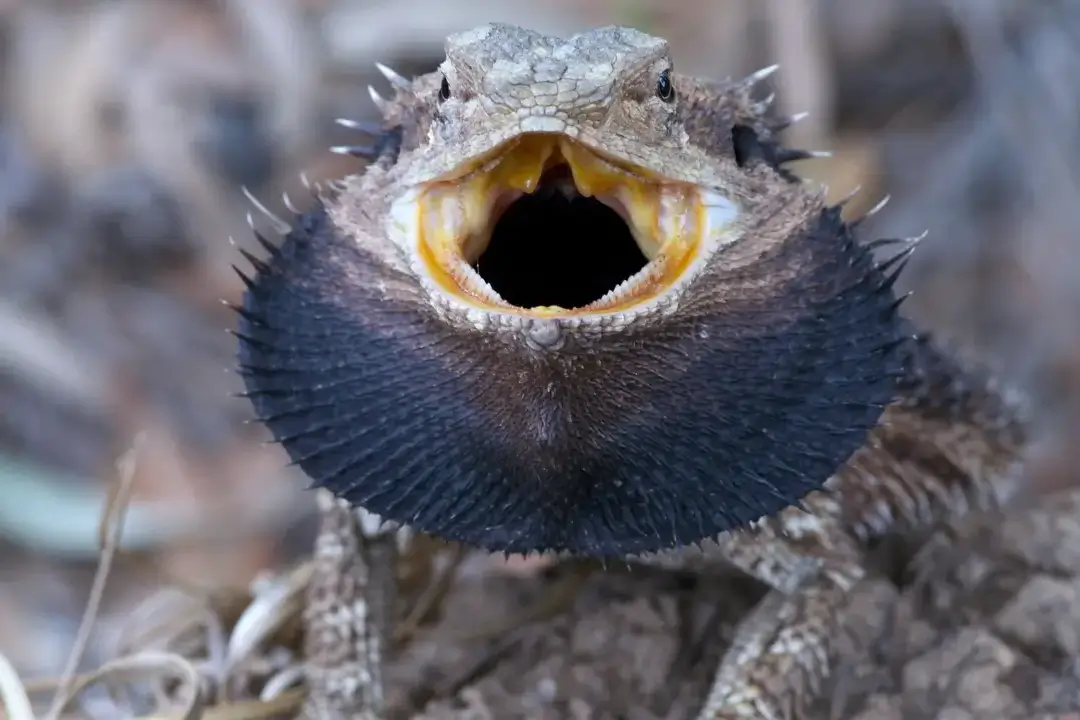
233,24 -> 1030,719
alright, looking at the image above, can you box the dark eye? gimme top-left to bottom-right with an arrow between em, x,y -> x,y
656,69 -> 674,102
732,124 -> 764,167
439,76 -> 451,102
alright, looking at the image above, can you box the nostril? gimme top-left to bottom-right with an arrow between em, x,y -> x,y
205,95 -> 276,190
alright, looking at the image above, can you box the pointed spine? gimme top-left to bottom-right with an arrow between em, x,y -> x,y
241,186 -> 291,235
374,62 -> 411,91
335,117 -> 384,135
330,144 -> 379,160
742,64 -> 780,88
367,85 -> 391,116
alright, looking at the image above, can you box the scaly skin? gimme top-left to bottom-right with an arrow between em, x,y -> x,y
300,490 -> 398,720
233,24 -> 1031,719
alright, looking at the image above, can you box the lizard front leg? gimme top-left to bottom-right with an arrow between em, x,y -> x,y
302,488 -> 399,720
692,496 -> 863,720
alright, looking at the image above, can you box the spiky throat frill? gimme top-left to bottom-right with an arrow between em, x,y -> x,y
234,195 -> 907,557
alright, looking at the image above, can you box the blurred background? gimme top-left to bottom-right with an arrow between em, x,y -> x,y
0,0 -> 1078,712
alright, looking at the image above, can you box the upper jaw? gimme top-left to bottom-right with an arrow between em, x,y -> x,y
401,114 -> 730,191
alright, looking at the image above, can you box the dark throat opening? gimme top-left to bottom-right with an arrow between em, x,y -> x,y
473,166 -> 648,309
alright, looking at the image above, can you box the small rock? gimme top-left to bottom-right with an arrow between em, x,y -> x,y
1035,670 -> 1080,714
994,575 -> 1080,658
903,628 -> 1019,715
935,708 -> 974,720
1001,491 -> 1080,575
889,595 -> 939,659
851,693 -> 904,720
904,618 -> 940,659
835,579 -> 899,659
567,697 -> 593,720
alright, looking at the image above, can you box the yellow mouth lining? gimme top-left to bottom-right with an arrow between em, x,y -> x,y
415,133 -> 708,317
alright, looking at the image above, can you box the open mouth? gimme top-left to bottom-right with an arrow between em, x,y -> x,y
406,133 -> 736,317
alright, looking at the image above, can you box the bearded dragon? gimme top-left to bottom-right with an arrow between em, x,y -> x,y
231,24 -> 1030,719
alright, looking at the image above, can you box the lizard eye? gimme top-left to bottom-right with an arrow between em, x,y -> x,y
655,69 -> 674,102
438,75 -> 451,102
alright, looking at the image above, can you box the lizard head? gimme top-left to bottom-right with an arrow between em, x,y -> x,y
235,24 -> 908,557
399,23 -> 744,315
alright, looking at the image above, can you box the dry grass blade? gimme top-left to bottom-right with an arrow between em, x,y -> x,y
101,558 -> 314,714
52,651 -> 204,720
396,544 -> 468,643
45,432 -> 144,720
188,687 -> 303,720
258,665 -> 304,701
0,650 -> 35,720
224,562 -> 313,681
116,588 -> 230,675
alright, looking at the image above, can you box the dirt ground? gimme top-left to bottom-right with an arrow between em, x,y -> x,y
10,479 -> 1080,719
367,488 -> 1080,719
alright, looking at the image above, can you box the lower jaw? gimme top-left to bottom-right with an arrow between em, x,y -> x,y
411,134 -> 707,318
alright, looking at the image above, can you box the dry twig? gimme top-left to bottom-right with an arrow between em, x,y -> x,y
45,432 -> 143,720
